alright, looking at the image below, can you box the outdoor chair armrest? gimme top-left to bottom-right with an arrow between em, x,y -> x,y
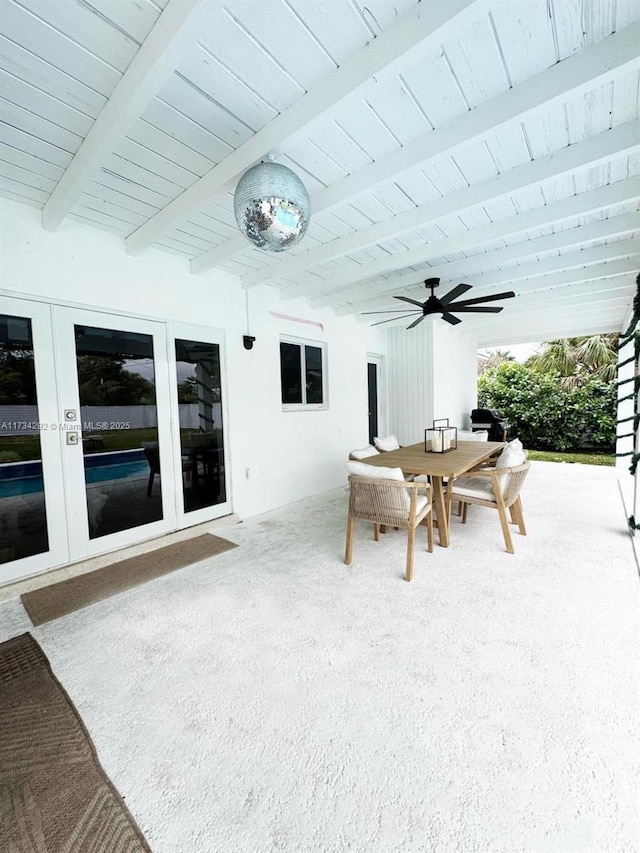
456,461 -> 529,480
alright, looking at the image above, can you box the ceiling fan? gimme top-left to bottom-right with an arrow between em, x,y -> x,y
363,278 -> 515,329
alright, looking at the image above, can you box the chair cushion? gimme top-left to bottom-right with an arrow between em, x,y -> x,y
414,495 -> 429,515
495,438 -> 525,488
373,434 -> 400,452
457,429 -> 488,441
349,445 -> 380,460
346,461 -> 404,481
451,476 -> 496,501
495,437 -> 525,468
346,461 -> 423,516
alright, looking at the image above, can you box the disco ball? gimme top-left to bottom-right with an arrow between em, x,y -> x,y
233,161 -> 311,252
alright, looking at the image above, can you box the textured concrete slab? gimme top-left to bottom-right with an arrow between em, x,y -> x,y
1,461 -> 637,852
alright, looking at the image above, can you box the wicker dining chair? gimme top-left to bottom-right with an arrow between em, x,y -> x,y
344,474 -> 433,581
446,460 -> 531,553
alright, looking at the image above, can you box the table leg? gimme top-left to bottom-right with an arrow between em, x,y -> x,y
431,476 -> 449,547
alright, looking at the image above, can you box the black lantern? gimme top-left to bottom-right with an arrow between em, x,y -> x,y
424,418 -> 458,453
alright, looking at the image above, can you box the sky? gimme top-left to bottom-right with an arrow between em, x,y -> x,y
478,342 -> 542,363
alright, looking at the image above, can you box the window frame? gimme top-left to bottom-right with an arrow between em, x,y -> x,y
279,334 -> 328,412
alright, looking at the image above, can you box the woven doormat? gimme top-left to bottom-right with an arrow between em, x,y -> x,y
22,533 -> 238,626
0,632 -> 151,852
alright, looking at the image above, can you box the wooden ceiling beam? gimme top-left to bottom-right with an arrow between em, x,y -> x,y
242,121 -> 639,288
349,254 -> 640,318
303,182 -> 640,307
191,22 -> 640,275
475,314 -> 626,347
335,228 -> 639,315
126,0 -> 481,255
41,0 -> 211,231
358,272 -> 635,321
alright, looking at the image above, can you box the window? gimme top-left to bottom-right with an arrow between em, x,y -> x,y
280,337 -> 327,410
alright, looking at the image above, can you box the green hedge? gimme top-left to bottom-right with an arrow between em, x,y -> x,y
477,362 -> 616,451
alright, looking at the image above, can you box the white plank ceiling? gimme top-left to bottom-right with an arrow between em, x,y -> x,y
1,0 -> 638,344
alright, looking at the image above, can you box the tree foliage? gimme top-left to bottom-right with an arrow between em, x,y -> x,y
478,361 -> 615,451
526,334 -> 618,388
77,356 -> 156,405
477,348 -> 515,375
0,347 -> 37,405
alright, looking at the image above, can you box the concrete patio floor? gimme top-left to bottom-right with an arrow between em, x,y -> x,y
0,460 -> 638,852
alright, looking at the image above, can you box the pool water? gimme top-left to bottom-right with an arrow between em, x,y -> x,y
0,450 -> 150,499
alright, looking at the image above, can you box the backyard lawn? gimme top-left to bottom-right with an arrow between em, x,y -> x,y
527,450 -> 614,466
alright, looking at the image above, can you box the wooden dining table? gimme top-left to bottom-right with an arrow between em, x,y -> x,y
362,440 -> 506,547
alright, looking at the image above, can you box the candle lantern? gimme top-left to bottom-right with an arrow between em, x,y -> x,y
424,418 -> 458,453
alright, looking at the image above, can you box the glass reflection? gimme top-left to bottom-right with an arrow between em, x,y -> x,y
0,314 -> 49,564
74,325 -> 162,539
175,339 -> 226,513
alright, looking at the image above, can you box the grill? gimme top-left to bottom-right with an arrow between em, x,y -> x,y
470,408 -> 508,442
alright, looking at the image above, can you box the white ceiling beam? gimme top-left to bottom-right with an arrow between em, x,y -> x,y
284,178 -> 640,301
126,0 -> 482,256
467,289 -> 631,324
471,304 -> 625,336
41,0 -> 211,231
476,316 -> 625,347
350,253 -> 640,317
242,121 -> 639,287
362,275 -> 634,321
365,303 -> 624,337
190,21 -> 640,274
358,285 -> 633,334
335,229 -> 639,315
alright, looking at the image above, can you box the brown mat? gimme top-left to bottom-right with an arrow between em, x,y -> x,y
22,533 -> 238,626
0,632 -> 151,852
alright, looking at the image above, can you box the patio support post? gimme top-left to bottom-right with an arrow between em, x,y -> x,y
616,274 -> 640,535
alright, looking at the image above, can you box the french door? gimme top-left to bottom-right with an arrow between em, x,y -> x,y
0,298 -> 231,586
0,297 -> 68,583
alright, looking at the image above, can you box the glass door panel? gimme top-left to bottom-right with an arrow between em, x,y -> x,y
175,338 -> 226,513
54,307 -> 176,562
74,324 -> 163,539
0,298 -> 68,585
0,314 -> 49,561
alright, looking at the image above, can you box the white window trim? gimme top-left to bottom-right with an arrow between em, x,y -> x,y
280,334 -> 328,412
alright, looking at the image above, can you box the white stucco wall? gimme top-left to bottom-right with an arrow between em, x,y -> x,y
1,200 -> 387,521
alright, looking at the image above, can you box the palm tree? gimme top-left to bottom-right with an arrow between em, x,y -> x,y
478,348 -> 515,375
527,334 -> 618,388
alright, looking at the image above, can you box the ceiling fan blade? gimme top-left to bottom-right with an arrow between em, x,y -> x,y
406,315 -> 426,329
361,309 -> 422,315
448,290 -> 516,308
450,306 -> 504,313
371,312 -> 422,327
394,295 -> 425,307
440,283 -> 472,305
442,312 -> 462,325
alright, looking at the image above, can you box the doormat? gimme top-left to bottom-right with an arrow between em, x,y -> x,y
21,533 -> 238,626
0,632 -> 151,852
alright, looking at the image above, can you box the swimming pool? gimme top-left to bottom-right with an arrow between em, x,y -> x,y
0,450 -> 149,498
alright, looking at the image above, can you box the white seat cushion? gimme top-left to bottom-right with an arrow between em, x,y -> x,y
451,476 -> 495,501
496,437 -> 525,466
346,460 -> 404,481
414,495 -> 429,515
495,438 -> 525,488
457,429 -> 488,441
373,434 -> 400,452
349,445 -> 380,460
346,461 -> 426,516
